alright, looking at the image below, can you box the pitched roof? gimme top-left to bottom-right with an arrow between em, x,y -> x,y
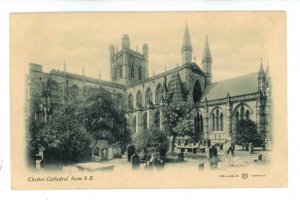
201,72 -> 258,101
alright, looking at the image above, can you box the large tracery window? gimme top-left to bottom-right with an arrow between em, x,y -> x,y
234,104 -> 252,122
212,108 -> 224,131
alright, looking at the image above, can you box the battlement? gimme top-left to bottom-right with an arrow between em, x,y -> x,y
49,69 -> 126,89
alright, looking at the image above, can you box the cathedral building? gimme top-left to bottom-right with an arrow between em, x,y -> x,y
27,25 -> 271,144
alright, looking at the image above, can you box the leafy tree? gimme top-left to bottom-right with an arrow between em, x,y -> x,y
29,88 -> 131,164
234,119 -> 263,147
81,89 -> 131,145
38,102 -> 93,163
133,128 -> 169,157
161,102 -> 197,152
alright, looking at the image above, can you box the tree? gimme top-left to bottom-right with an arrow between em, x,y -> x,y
29,88 -> 131,164
81,89 -> 131,145
133,128 -> 169,157
38,102 -> 93,164
161,102 -> 197,152
234,119 -> 263,148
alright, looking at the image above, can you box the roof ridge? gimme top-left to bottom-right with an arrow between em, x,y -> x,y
211,72 -> 258,85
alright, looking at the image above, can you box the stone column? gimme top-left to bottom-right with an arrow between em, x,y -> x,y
226,94 -> 232,140
203,98 -> 209,139
256,97 -> 263,137
136,108 -> 142,133
265,87 -> 271,141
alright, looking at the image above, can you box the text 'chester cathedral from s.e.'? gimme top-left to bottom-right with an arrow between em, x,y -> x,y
27,25 -> 272,144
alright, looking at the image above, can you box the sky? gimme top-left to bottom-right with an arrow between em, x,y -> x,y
11,12 -> 285,82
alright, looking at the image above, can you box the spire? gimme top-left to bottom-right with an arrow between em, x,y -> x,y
182,24 -> 192,50
202,35 -> 212,63
181,24 -> 193,65
259,57 -> 264,72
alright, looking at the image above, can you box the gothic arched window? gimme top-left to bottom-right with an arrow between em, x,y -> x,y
136,91 -> 142,108
212,108 -> 224,132
138,66 -> 142,80
128,93 -> 133,110
130,65 -> 134,79
212,113 -> 215,131
193,80 -> 202,104
155,84 -> 164,104
220,113 -> 224,131
145,88 -> 153,106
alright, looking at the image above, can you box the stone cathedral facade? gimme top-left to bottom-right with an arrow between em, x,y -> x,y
27,25 -> 272,144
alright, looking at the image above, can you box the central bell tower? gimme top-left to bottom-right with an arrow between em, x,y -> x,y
109,34 -> 149,85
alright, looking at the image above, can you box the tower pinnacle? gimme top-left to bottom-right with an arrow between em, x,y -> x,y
181,24 -> 193,65
202,35 -> 212,63
202,35 -> 213,85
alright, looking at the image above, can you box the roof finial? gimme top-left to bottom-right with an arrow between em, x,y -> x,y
63,60 -> 66,73
82,65 -> 85,76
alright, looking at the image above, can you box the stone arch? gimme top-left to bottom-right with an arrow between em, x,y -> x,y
153,109 -> 160,128
69,84 -> 80,100
127,93 -> 134,110
47,79 -> 62,103
136,90 -> 142,108
141,112 -> 147,130
145,87 -> 153,106
193,80 -> 202,103
155,83 -> 164,104
233,102 -> 253,120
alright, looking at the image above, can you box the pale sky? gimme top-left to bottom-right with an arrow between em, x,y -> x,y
11,12 -> 285,82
